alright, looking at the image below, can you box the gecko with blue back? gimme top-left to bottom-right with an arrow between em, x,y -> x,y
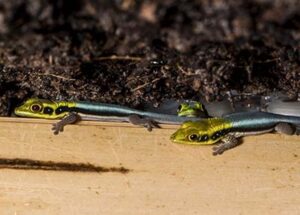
171,111 -> 300,155
14,98 -> 206,134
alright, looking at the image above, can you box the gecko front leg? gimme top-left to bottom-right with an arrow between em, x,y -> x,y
212,128 -> 275,155
212,134 -> 241,156
52,112 -> 81,135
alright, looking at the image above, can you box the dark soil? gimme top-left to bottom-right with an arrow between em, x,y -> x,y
0,0 -> 299,115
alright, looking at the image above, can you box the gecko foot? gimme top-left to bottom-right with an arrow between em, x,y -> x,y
52,123 -> 63,135
128,115 -> 160,131
52,113 -> 80,135
275,123 -> 296,135
212,135 -> 240,155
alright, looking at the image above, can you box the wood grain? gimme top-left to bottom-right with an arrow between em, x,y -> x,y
0,117 -> 299,215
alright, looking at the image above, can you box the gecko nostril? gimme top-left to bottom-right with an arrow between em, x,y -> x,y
170,133 -> 177,140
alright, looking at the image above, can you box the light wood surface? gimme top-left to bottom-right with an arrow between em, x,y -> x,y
0,117 -> 299,215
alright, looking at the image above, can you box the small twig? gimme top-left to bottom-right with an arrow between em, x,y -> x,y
37,73 -> 76,81
131,78 -> 160,92
177,63 -> 197,76
177,63 -> 188,74
254,58 -> 280,64
94,55 -> 142,62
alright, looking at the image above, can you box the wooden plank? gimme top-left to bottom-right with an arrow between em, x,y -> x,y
0,117 -> 299,214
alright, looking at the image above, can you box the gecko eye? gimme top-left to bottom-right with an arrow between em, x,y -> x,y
188,134 -> 198,141
31,104 -> 42,112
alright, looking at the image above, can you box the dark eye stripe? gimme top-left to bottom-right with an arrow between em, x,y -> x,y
198,135 -> 209,142
43,107 -> 54,115
55,106 -> 69,114
211,129 -> 229,140
177,105 -> 182,112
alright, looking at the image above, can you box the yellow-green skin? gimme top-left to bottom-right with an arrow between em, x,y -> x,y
177,102 -> 204,117
170,118 -> 233,145
14,98 -> 76,119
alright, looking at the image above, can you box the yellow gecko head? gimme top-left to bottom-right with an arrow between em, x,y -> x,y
177,102 -> 205,117
170,118 -> 232,145
14,98 -> 73,119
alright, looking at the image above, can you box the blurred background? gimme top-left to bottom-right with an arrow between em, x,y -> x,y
0,0 -> 299,114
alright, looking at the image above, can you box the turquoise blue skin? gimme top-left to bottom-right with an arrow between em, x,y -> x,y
73,103 -> 300,127
72,101 -> 204,124
224,111 -> 300,131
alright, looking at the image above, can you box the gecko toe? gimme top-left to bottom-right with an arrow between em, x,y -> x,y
129,115 -> 160,131
212,145 -> 225,155
146,124 -> 153,132
145,120 -> 160,132
52,123 -> 63,135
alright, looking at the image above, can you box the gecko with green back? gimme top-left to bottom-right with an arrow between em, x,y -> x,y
14,98 -> 206,134
171,111 -> 300,155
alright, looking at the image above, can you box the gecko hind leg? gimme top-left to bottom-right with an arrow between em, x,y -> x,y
128,115 -> 160,131
52,112 -> 81,135
275,122 -> 296,135
212,134 -> 241,156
